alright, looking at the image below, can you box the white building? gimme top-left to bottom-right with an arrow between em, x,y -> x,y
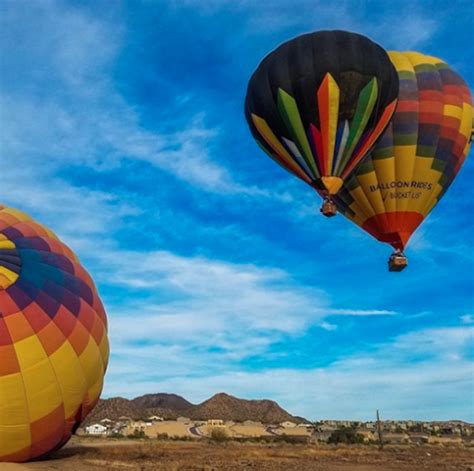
85,424 -> 108,436
207,419 -> 224,427
148,416 -> 164,422
280,421 -> 297,428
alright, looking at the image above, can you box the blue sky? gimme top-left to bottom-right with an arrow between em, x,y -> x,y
1,0 -> 473,421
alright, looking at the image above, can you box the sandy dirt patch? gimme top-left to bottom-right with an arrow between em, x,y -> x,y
2,436 -> 473,470
144,421 -> 191,438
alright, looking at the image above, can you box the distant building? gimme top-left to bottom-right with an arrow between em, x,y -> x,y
280,421 -> 297,428
130,420 -> 152,431
85,424 -> 108,436
148,416 -> 164,422
207,419 -> 224,427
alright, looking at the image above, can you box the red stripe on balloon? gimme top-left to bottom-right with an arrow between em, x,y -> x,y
310,124 -> 324,176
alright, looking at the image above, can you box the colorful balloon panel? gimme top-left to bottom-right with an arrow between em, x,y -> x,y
335,52 -> 472,250
0,206 -> 109,462
245,30 -> 399,195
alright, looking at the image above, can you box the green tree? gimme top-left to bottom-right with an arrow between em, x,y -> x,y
327,426 -> 364,445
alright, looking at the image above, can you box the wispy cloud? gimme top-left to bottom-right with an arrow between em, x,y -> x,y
0,0 -> 254,195
324,309 -> 397,316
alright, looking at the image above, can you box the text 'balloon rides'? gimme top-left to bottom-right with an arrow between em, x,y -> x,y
335,52 -> 472,271
245,30 -> 399,216
0,206 -> 109,462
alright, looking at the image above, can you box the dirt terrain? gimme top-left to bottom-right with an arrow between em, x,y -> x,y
2,437 -> 473,471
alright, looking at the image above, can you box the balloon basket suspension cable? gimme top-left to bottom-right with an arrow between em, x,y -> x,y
388,249 -> 408,272
320,196 -> 337,218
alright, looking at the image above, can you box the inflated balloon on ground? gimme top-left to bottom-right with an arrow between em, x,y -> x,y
0,206 -> 109,461
245,30 -> 399,216
335,52 -> 472,270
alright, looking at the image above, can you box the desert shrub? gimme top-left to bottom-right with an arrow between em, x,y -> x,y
127,429 -> 148,439
156,433 -> 169,440
209,427 -> 228,442
274,434 -> 309,445
109,432 -> 124,438
327,427 -> 364,445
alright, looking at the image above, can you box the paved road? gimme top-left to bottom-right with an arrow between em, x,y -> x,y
188,426 -> 203,437
265,426 -> 278,435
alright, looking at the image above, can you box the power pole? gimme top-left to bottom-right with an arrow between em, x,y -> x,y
376,409 -> 384,449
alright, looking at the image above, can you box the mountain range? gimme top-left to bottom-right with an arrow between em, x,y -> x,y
85,392 -> 308,425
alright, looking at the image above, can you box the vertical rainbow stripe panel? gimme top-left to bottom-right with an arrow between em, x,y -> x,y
249,73 -> 397,195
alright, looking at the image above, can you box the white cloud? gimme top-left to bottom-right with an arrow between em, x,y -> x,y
392,326 -> 474,360
93,248 -> 331,336
0,0 -> 251,195
324,308 -> 397,316
175,0 -> 438,50
82,246 -> 402,403
460,314 -> 473,324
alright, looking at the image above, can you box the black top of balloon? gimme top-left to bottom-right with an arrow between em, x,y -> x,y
245,30 -> 399,150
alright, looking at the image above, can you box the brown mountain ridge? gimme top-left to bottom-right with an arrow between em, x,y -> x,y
85,392 -> 308,425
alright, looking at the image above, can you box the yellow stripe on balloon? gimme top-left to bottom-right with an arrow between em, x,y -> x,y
444,104 -> 463,120
348,186 -> 376,219
388,51 -> 414,71
0,240 -> 16,250
0,208 -> 30,222
373,157 -> 397,213
394,145 -> 418,216
0,266 -> 19,287
317,73 -> 340,176
357,171 -> 386,216
459,102 -> 473,141
48,333 -> 88,419
402,52 -> 443,66
21,359 -> 63,422
251,114 -> 312,183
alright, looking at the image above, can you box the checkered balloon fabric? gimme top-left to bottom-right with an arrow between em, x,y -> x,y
0,206 -> 109,462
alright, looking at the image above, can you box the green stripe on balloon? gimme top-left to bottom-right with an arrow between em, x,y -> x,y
277,88 -> 319,177
335,77 -> 378,175
371,146 -> 393,159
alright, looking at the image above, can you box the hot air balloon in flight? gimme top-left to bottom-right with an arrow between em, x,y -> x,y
334,52 -> 473,271
245,30 -> 399,216
0,206 -> 109,462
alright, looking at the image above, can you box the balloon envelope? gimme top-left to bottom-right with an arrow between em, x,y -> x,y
0,206 -> 109,462
245,30 -> 399,196
335,52 -> 472,250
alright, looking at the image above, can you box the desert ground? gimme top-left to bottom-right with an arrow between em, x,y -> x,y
1,437 -> 473,471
